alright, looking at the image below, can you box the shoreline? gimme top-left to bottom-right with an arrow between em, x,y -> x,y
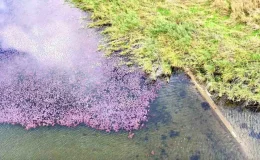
184,68 -> 252,159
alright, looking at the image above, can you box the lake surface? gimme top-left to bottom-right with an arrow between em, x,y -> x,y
0,73 -> 246,159
0,0 -> 247,159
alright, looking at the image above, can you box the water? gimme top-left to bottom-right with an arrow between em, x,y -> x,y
0,0 -> 246,159
218,102 -> 260,159
0,73 -> 245,159
0,0 -> 159,132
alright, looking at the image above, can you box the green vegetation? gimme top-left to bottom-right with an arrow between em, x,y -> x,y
212,0 -> 260,29
70,0 -> 260,106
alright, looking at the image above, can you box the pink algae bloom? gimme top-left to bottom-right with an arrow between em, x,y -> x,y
0,52 -> 161,132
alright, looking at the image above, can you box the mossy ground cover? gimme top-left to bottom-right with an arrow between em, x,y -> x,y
70,0 -> 260,106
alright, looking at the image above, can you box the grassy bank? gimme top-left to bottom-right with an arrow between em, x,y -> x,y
70,0 -> 260,107
212,0 -> 260,29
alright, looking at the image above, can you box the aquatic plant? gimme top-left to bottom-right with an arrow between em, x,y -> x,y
70,0 -> 260,108
0,52 -> 160,131
0,0 -> 162,132
169,130 -> 180,138
201,102 -> 211,110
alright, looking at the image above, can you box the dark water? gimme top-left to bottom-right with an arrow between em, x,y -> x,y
0,0 -> 246,159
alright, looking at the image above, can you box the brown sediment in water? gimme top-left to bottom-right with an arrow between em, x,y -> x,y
184,68 -> 252,159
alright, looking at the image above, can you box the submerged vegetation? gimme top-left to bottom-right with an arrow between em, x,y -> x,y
70,0 -> 260,107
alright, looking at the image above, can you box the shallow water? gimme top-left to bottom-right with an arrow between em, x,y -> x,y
219,102 -> 260,159
0,73 -> 246,159
0,0 -> 246,159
